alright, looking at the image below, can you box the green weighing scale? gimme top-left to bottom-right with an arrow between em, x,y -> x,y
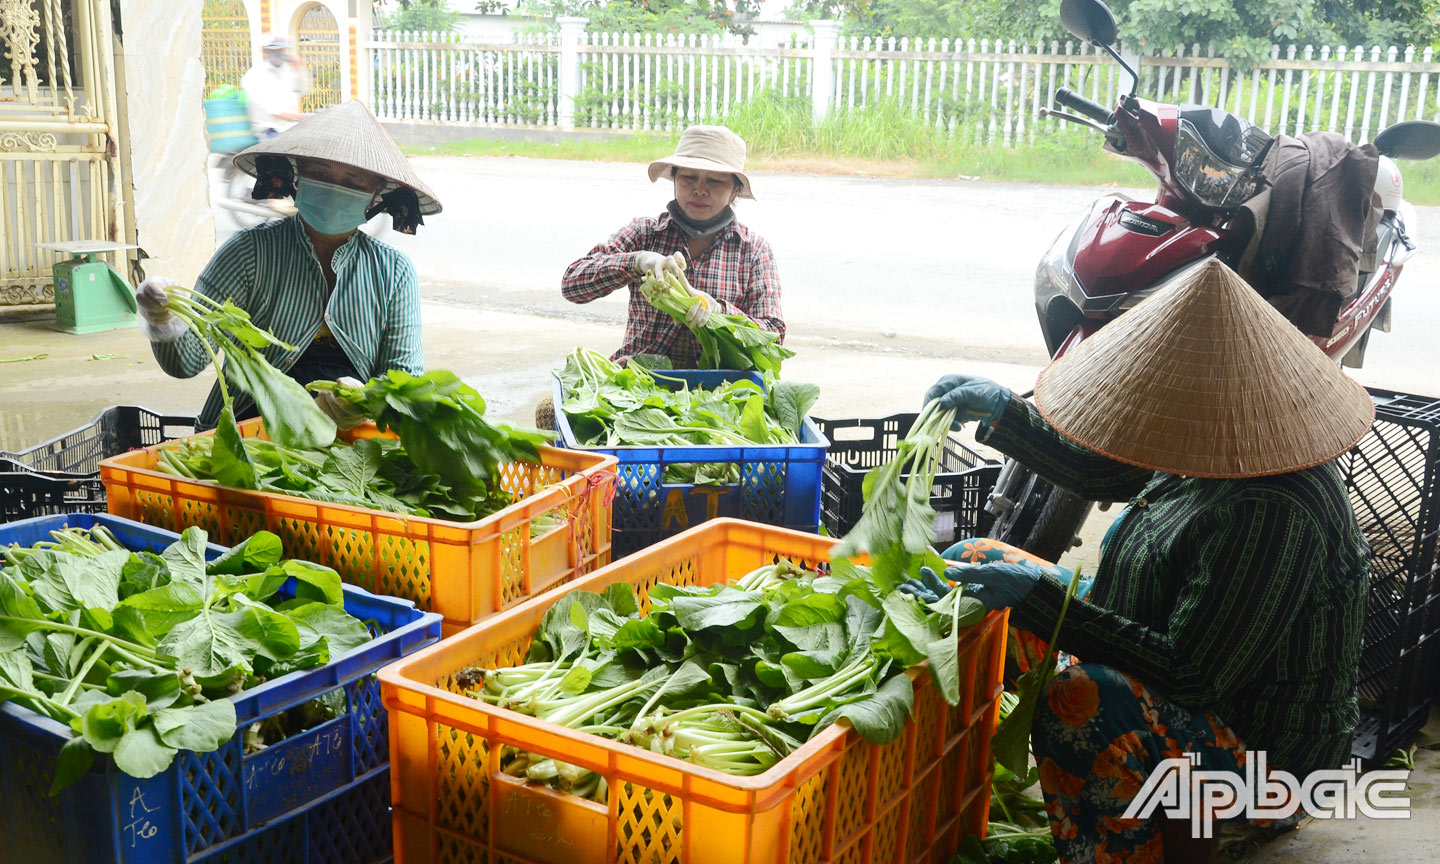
37,240 -> 140,335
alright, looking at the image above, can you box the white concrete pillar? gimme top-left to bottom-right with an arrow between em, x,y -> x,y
558,16 -> 587,130
810,19 -> 842,125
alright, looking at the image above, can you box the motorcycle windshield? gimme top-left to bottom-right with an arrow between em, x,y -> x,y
1178,106 -> 1273,168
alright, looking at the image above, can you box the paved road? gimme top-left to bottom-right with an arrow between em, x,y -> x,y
383,156 -> 1440,396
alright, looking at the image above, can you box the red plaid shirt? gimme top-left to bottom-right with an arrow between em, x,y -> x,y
561,211 -> 785,368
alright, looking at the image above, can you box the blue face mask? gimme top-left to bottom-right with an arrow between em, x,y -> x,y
295,176 -> 374,235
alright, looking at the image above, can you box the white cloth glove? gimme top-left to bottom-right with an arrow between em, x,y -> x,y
135,276 -> 189,343
314,376 -> 367,431
632,250 -> 685,280
684,287 -> 714,329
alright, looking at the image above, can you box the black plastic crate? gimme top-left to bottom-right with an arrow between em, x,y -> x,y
0,406 -> 194,523
0,459 -> 106,521
1341,388 -> 1440,761
814,413 -> 1002,548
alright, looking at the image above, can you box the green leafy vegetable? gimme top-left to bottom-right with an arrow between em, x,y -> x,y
308,370 -> 550,505
832,400 -> 959,591
154,424 -> 537,523
0,525 -> 373,793
637,266 -> 794,374
161,286 -> 336,451
557,347 -> 818,484
991,566 -> 1084,777
459,551 -> 991,805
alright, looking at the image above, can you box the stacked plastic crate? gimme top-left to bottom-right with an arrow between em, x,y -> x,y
1342,389 -> 1440,762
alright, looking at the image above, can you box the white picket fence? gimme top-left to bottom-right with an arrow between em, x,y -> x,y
369,27 -> 814,130
366,22 -> 1440,147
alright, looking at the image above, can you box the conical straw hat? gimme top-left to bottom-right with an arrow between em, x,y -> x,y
234,100 -> 441,214
1033,257 -> 1374,478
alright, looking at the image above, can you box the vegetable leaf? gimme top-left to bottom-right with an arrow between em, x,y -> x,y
669,589 -> 765,631
157,607 -> 257,679
115,583 -> 205,638
285,602 -> 373,657
161,528 -> 211,590
211,406 -> 259,488
207,531 -> 283,576
50,738 -> 96,796
112,725 -> 179,779
813,673 -> 914,745
152,700 -> 238,752
767,381 -> 820,440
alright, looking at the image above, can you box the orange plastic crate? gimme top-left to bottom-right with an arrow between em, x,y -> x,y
379,518 -> 1007,864
99,418 -> 617,635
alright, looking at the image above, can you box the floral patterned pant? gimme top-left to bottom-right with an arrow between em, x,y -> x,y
939,538 -> 1252,864
1033,663 -> 1249,863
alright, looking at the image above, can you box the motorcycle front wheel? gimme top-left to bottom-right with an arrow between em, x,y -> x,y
985,460 -> 1093,564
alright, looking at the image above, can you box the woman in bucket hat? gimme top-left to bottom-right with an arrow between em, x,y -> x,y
134,100 -> 441,431
561,124 -> 783,368
916,259 -> 1373,863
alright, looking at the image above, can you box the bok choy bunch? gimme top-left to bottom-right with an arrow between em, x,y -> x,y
453,554 -> 987,803
637,262 -> 794,374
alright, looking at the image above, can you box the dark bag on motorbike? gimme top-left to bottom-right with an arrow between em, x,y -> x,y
1236,132 -> 1381,337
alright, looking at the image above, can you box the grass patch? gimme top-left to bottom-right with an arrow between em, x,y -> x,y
403,91 -> 1440,202
411,133 -> 677,163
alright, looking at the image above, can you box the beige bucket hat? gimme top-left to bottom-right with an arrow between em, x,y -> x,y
647,125 -> 755,199
1033,257 -> 1374,478
234,99 -> 441,215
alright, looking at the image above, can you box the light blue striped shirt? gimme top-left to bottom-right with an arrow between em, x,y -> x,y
153,215 -> 423,427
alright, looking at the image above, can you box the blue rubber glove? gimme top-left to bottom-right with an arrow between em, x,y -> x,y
899,567 -> 956,604
948,561 -> 1044,611
923,374 -> 1012,431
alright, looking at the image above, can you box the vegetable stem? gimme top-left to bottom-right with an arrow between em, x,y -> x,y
55,638 -> 105,708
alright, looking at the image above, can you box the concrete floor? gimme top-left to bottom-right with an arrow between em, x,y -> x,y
2,161 -> 1437,858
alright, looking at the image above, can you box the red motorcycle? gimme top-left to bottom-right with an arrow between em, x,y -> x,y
985,0 -> 1440,561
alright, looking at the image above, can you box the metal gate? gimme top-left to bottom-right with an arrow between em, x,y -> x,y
296,3 -> 340,112
0,0 -> 130,306
201,0 -> 252,92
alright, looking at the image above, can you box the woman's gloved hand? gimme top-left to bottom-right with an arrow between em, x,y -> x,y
897,566 -> 956,604
135,276 -> 189,343
313,376 -> 367,431
632,250 -> 684,280
922,561 -> 1045,611
923,374 -> 1012,430
684,287 -> 714,328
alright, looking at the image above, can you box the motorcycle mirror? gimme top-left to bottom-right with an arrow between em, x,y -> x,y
1060,0 -> 1119,47
1374,120 -> 1440,161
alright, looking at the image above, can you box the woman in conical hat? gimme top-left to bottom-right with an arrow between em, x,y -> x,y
915,259 -> 1373,863
560,124 -> 783,369
132,100 -> 441,431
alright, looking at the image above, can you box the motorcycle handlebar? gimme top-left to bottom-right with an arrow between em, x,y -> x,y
1054,88 -> 1112,125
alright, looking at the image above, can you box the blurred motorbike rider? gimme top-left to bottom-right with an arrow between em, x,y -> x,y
242,33 -> 310,139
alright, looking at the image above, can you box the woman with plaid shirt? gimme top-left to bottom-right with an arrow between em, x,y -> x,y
562,125 -> 784,368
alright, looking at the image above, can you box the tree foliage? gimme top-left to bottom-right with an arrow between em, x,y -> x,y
518,0 -> 762,36
842,0 -> 1440,59
376,0 -> 461,32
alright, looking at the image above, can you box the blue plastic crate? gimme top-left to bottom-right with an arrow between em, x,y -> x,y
553,370 -> 830,556
0,513 -> 443,864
